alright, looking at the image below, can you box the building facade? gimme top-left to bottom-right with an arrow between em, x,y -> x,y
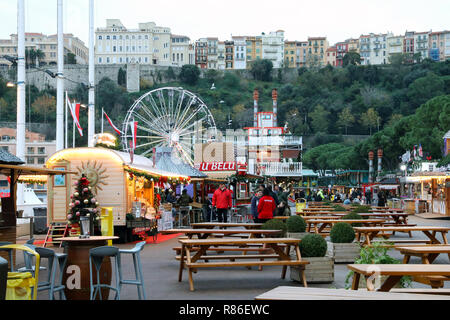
262,31 -> 285,68
369,33 -> 390,65
306,37 -> 328,67
232,36 -> 247,70
335,42 -> 348,67
195,38 -> 208,69
225,41 -> 234,70
170,35 -> 194,67
207,38 -> 219,70
245,36 -> 263,68
386,34 -> 404,62
326,46 -> 337,66
95,19 -> 171,66
0,32 -> 88,66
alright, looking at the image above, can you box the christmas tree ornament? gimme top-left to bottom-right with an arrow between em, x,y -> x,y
91,198 -> 96,203
95,202 -> 99,206
83,188 -> 89,193
84,199 -> 89,204
74,192 -> 79,197
75,200 -> 80,205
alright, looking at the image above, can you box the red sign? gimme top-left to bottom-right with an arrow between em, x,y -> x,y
196,162 -> 236,172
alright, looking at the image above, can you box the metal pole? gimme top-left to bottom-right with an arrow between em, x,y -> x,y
101,107 -> 104,134
65,91 -> 68,149
16,0 -> 26,205
56,0 -> 65,151
88,0 -> 95,147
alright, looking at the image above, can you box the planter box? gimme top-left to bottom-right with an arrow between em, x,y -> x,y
357,274 -> 403,290
327,242 -> 361,263
290,256 -> 334,284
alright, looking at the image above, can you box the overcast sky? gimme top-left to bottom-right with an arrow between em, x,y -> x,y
0,0 -> 449,46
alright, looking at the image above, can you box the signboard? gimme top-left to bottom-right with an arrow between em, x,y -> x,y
195,162 -> 236,172
0,180 -> 10,198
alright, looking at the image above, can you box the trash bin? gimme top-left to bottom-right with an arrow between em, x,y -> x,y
6,272 -> 35,300
0,257 -> 7,300
33,207 -> 47,234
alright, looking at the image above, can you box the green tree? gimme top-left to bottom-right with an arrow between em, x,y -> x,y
343,51 -> 361,66
337,106 -> 355,135
360,108 -> 380,135
31,95 -> 56,123
407,72 -> 445,109
165,67 -> 176,81
310,104 -> 330,133
65,52 -> 77,65
179,64 -> 200,85
250,59 -> 273,81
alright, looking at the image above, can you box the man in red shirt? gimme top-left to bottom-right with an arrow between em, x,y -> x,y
212,184 -> 232,223
257,188 -> 276,223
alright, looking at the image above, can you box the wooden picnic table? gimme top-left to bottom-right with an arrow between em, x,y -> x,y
254,286 -> 450,300
190,222 -> 263,230
333,212 -> 412,226
178,238 -> 309,291
161,228 -> 281,239
396,246 -> 450,264
372,208 -> 405,213
348,264 -> 450,291
298,211 -> 350,216
354,226 -> 450,246
306,219 -> 385,234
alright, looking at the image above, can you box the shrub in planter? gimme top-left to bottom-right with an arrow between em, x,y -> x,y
286,216 -> 306,233
343,212 -> 365,227
291,234 -> 334,283
333,205 -> 347,212
299,234 -> 327,258
351,205 -> 372,214
262,219 -> 287,238
329,223 -> 359,263
330,222 -> 355,243
345,242 -> 412,289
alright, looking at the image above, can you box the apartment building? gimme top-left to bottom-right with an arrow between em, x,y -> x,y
232,36 -> 247,70
0,33 -> 88,66
306,37 -> 328,67
414,31 -> 430,60
284,41 -> 297,68
207,38 -> 219,70
386,34 -> 404,62
245,36 -> 263,67
217,41 -> 226,70
359,35 -> 371,65
195,38 -> 208,69
326,46 -> 337,66
335,42 -> 348,67
404,31 -> 415,63
346,38 -> 360,53
429,31 -> 446,61
369,33 -> 390,65
170,35 -> 194,67
262,31 -> 285,68
225,41 -> 234,69
95,19 -> 171,65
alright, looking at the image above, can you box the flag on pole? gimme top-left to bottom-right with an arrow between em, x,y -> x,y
66,95 -> 83,136
419,144 -> 423,158
103,110 -> 123,135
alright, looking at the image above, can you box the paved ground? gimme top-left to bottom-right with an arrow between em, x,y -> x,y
15,215 -> 450,300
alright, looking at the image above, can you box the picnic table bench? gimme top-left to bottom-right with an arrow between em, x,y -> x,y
254,286 -> 450,300
348,264 -> 450,291
190,222 -> 263,229
161,228 -> 281,239
396,245 -> 450,264
306,219 -> 385,234
178,238 -> 309,291
355,226 -> 450,246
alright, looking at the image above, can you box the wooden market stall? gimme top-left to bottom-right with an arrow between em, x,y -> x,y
401,172 -> 450,216
46,147 -> 190,242
0,150 -> 74,260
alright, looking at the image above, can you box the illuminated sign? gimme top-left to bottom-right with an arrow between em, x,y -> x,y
195,162 -> 236,172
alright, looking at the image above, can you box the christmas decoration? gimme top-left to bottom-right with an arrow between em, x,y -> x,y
67,174 -> 100,235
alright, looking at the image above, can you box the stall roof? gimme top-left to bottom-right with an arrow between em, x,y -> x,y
154,153 -> 207,178
0,149 -> 25,165
0,164 -> 76,176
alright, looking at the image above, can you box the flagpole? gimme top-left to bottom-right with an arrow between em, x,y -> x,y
102,108 -> 104,134
65,91 -> 68,149
73,114 -> 76,148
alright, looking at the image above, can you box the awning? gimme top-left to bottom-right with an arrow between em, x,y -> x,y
377,184 -> 400,190
0,164 -> 76,176
205,171 -> 235,179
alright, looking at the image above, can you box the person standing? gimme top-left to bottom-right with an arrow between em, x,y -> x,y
251,190 -> 263,222
212,184 -> 232,223
257,188 -> 277,223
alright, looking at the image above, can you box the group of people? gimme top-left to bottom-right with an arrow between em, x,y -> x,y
250,184 -> 292,223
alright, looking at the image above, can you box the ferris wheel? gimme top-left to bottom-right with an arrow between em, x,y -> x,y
121,87 -> 217,165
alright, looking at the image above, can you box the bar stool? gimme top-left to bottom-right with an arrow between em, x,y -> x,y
0,242 -> 14,272
118,241 -> 146,300
177,206 -> 191,228
33,247 -> 67,300
89,246 -> 121,300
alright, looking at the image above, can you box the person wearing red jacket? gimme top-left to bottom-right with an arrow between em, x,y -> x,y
212,184 -> 232,223
257,188 -> 276,223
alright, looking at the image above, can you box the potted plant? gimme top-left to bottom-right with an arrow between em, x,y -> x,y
351,205 -> 372,214
342,212 -> 366,227
290,234 -> 334,283
345,242 -> 412,289
328,222 -> 360,263
262,219 -> 287,238
333,204 -> 347,212
286,216 -> 308,239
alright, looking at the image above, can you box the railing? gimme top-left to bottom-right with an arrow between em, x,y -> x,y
230,136 -> 303,147
251,162 -> 303,176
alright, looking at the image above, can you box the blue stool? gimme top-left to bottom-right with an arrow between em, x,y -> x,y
89,246 -> 121,300
119,241 -> 146,300
0,242 -> 14,272
34,247 -> 67,300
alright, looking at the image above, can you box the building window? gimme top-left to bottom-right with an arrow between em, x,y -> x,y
37,158 -> 45,165
38,147 -> 45,154
98,36 -> 102,40
27,147 -> 34,154
26,157 -> 34,165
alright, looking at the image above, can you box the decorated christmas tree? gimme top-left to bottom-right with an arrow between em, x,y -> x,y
67,174 -> 100,233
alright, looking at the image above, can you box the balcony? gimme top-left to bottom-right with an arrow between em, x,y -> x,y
246,136 -> 303,147
250,162 -> 303,177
